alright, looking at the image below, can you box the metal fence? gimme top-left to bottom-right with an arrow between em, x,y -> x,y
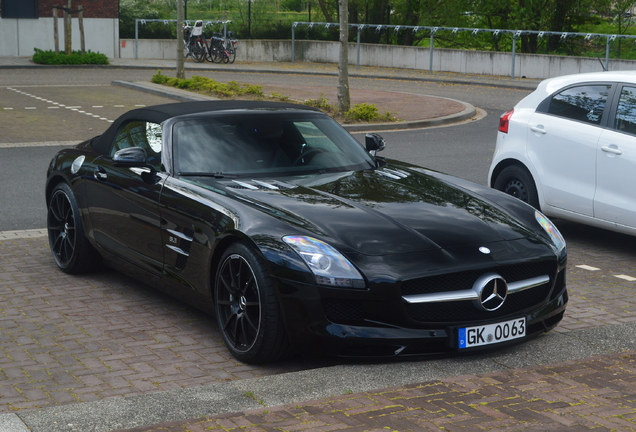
291,22 -> 636,78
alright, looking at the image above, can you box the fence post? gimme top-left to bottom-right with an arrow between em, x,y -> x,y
135,19 -> 139,60
605,35 -> 615,71
291,23 -> 296,63
356,25 -> 361,68
511,31 -> 518,79
429,27 -> 437,73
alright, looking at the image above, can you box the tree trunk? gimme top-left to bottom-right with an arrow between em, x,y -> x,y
337,0 -> 350,114
176,0 -> 185,79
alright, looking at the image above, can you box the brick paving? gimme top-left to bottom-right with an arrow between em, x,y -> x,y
0,236 -> 324,414
1,225 -> 636,421
117,352 -> 636,431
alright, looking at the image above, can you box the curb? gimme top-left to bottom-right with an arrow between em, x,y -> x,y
111,81 -> 477,132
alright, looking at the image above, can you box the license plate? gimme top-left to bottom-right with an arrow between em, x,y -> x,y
458,318 -> 526,349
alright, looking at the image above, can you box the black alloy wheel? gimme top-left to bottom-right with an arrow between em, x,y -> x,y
215,243 -> 290,363
47,183 -> 100,273
493,165 -> 540,209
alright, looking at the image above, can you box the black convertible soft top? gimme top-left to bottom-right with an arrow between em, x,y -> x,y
91,100 -> 321,155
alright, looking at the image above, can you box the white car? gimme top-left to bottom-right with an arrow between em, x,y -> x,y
489,70 -> 636,236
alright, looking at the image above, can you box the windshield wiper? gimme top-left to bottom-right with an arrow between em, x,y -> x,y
179,172 -> 239,178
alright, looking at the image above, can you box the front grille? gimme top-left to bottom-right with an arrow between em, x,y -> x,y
401,261 -> 555,296
402,260 -> 557,324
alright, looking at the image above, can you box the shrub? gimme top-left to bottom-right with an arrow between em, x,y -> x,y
32,48 -> 109,65
345,103 -> 397,122
150,71 -> 264,98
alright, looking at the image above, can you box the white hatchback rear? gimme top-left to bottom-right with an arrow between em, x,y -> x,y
488,70 -> 636,236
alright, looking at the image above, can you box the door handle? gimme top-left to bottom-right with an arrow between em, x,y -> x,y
601,145 -> 622,155
94,166 -> 108,180
530,125 -> 547,134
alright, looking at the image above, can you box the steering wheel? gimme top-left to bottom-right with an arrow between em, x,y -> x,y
292,148 -> 328,166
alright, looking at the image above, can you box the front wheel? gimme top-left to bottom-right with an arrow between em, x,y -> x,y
47,183 -> 100,273
215,243 -> 291,364
493,165 -> 540,209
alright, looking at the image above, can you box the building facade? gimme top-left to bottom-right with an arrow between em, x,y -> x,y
0,0 -> 119,57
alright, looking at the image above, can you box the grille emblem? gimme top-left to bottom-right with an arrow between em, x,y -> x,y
472,272 -> 508,311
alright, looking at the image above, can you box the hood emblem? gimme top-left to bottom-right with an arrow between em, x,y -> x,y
479,246 -> 491,254
472,272 -> 508,312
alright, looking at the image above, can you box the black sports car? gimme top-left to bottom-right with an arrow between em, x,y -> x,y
46,100 -> 568,364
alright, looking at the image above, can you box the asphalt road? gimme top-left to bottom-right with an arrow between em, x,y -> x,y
0,67 -> 529,231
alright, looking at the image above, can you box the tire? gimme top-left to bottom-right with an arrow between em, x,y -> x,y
210,49 -> 223,63
47,183 -> 101,274
493,164 -> 540,209
215,242 -> 291,364
192,42 -> 206,63
222,52 -> 230,64
228,49 -> 236,64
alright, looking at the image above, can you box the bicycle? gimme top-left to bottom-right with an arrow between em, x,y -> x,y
206,31 -> 237,64
184,20 -> 207,63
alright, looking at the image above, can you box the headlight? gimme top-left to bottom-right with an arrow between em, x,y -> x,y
283,236 -> 365,288
535,211 -> 566,256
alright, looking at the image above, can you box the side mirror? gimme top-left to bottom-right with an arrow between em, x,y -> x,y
365,133 -> 386,157
113,147 -> 158,183
113,147 -> 148,167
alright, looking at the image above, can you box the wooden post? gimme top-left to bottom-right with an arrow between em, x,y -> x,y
53,7 -> 59,54
78,5 -> 85,54
65,0 -> 72,55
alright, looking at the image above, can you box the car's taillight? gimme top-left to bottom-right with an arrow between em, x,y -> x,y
498,109 -> 514,134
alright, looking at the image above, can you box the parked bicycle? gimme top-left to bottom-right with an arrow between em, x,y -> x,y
183,20 -> 207,63
206,31 -> 237,64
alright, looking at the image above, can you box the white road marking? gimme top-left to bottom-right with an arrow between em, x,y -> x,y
615,275 -> 636,282
576,265 -> 600,271
5,88 -> 115,122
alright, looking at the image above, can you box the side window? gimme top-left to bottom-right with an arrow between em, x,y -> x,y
614,86 -> 636,136
111,121 -> 163,170
546,85 -> 611,125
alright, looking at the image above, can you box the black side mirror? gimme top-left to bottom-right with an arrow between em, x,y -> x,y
113,147 -> 158,184
365,133 -> 386,157
113,147 -> 148,167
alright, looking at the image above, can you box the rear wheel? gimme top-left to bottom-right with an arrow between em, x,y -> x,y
47,183 -> 100,273
493,165 -> 540,209
192,41 -> 206,63
228,49 -> 236,64
215,242 -> 291,364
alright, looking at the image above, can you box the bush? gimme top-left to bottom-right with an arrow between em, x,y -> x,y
32,48 -> 109,65
150,71 -> 264,98
345,103 -> 397,122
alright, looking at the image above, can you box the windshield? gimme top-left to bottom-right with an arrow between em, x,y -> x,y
172,111 -> 375,177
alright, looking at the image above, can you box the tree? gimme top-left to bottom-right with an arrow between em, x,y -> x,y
338,0 -> 351,113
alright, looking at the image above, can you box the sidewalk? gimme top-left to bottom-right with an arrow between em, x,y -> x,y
3,56 -> 636,432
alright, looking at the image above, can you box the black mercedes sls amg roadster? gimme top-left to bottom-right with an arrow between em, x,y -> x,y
46,100 -> 567,363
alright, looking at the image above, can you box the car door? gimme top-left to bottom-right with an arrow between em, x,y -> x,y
526,83 -> 612,216
85,120 -> 166,274
594,84 -> 636,229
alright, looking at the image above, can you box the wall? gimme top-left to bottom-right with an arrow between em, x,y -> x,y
121,38 -> 636,79
0,17 -> 119,57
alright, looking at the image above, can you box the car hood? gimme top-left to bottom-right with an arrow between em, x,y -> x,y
200,164 -> 539,255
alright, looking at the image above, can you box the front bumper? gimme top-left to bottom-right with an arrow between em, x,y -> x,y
275,264 -> 568,358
